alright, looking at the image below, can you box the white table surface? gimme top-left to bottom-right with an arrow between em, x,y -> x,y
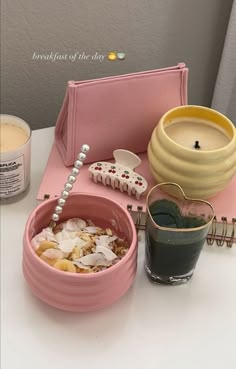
1,127 -> 236,369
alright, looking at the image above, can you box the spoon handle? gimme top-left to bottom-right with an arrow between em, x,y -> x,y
49,144 -> 90,229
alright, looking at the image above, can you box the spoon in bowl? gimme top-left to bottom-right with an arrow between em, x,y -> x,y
49,144 -> 90,229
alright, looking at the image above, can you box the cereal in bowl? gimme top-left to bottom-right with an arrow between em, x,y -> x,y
32,218 -> 129,273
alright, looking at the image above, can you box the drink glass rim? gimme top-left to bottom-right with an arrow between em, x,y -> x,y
146,182 -> 215,232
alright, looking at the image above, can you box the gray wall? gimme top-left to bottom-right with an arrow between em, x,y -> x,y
1,0 -> 233,130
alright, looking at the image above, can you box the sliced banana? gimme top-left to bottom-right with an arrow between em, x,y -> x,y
36,240 -> 57,256
53,259 -> 77,273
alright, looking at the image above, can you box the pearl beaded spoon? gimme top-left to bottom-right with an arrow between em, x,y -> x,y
49,144 -> 90,229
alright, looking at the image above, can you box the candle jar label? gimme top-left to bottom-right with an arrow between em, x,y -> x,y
0,155 -> 25,197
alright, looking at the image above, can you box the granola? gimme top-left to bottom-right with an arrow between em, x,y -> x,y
32,218 -> 129,273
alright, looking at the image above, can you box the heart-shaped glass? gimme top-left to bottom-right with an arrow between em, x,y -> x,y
145,182 -> 215,285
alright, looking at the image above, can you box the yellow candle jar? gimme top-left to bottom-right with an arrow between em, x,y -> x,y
148,105 -> 236,199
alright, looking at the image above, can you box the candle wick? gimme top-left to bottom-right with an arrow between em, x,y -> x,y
194,141 -> 201,149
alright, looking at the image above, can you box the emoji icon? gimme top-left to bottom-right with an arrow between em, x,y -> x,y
117,52 -> 125,60
107,52 -> 117,61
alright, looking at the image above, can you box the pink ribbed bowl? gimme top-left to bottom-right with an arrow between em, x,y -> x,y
23,193 -> 138,312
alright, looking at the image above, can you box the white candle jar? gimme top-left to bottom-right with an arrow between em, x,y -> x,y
0,114 -> 31,199
148,105 -> 236,199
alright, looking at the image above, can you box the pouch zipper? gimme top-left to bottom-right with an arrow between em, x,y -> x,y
69,63 -> 186,86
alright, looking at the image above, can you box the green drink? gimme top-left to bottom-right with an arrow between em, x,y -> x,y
145,184 -> 214,285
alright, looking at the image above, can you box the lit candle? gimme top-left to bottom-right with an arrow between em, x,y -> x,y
165,118 -> 231,151
0,115 -> 31,199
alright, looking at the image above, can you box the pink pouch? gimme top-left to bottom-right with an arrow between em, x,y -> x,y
55,63 -> 188,166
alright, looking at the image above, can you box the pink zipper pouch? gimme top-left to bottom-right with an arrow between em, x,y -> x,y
55,63 -> 188,166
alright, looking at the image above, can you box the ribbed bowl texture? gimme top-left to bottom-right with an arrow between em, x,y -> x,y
23,193 -> 138,312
